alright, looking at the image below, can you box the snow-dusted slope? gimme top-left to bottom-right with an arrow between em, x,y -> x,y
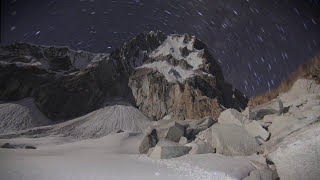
49,104 -> 151,138
0,98 -> 52,134
1,104 -> 151,139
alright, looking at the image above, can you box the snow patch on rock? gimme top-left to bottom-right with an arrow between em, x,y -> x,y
139,61 -> 194,82
151,35 -> 204,70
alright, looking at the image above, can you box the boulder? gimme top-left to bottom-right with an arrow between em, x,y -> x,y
267,122 -> 320,180
185,116 -> 216,139
155,121 -> 184,142
244,121 -> 270,143
178,136 -> 188,145
242,107 -> 256,120
139,128 -> 158,154
251,99 -> 284,120
243,168 -> 274,180
185,139 -> 215,154
139,121 -> 184,154
268,114 -> 318,140
149,139 -> 191,159
218,109 -> 250,126
211,124 -> 259,156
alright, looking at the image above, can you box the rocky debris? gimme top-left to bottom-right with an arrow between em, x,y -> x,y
178,136 -> 188,145
139,121 -> 184,153
1,143 -> 15,149
110,129 -> 124,135
25,145 -> 37,149
210,124 -> 259,156
185,138 -> 215,154
139,128 -> 158,154
268,113 -> 318,140
267,122 -> 320,180
249,99 -> 284,120
149,139 -> 191,159
249,155 -> 268,170
155,121 -> 184,142
243,168 -> 274,180
218,108 -> 251,126
185,116 -> 216,139
242,107 -> 256,120
244,121 -> 270,144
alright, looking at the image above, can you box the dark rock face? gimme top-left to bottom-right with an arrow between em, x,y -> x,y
0,44 -> 132,120
0,31 -> 247,121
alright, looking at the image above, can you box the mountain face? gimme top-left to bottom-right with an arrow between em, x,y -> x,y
0,31 -> 247,121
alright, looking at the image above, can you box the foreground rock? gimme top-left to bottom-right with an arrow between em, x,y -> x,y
155,122 -> 184,142
218,109 -> 250,126
139,128 -> 158,154
185,138 -> 215,154
244,121 -> 270,144
139,121 -> 184,153
267,122 -> 320,180
185,116 -> 216,139
149,139 -> 191,159
211,124 -> 259,156
243,168 -> 274,180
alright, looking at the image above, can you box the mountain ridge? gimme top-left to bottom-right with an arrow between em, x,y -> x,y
0,31 -> 247,121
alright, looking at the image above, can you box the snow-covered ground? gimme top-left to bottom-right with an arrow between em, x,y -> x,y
0,132 -> 254,180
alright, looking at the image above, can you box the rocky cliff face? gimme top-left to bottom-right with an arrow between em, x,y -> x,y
0,31 -> 247,121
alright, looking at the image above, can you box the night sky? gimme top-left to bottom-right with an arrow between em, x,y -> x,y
1,0 -> 320,97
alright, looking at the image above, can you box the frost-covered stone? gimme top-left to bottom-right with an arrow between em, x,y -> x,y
243,168 -> 274,180
185,139 -> 215,154
178,136 -> 188,145
185,116 -> 216,139
244,121 -> 270,142
149,139 -> 191,159
139,128 -> 158,154
218,109 -> 250,126
242,107 -> 256,120
268,122 -> 320,180
211,124 -> 259,156
155,121 -> 184,142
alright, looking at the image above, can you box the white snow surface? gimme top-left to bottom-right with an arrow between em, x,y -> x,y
0,132 -> 256,180
0,98 -> 52,134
